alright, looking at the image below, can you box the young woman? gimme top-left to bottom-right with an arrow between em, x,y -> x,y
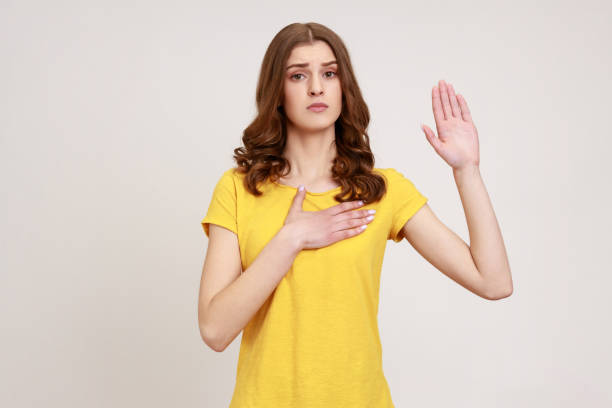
198,22 -> 512,408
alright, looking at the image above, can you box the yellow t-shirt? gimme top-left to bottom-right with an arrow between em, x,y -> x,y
201,167 -> 428,407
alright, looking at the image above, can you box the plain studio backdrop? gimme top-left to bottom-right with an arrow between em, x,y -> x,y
1,1 -> 610,407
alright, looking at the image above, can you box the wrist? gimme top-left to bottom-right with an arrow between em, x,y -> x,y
453,163 -> 480,177
279,223 -> 304,253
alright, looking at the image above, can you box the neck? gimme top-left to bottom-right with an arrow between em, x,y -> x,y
282,123 -> 337,182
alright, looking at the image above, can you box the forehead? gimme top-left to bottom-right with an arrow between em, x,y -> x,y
286,40 -> 336,65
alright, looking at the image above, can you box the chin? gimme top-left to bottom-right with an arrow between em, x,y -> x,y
294,121 -> 335,132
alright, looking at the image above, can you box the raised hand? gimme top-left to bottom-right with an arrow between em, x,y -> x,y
421,80 -> 480,170
283,186 -> 375,250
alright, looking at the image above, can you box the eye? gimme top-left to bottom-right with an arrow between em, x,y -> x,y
290,71 -> 338,81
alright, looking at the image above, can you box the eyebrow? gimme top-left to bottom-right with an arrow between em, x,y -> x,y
286,60 -> 338,70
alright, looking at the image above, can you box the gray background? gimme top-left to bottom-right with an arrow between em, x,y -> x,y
1,0 -> 610,406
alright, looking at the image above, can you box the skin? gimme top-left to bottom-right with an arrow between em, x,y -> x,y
278,40 -> 343,192
279,40 -> 375,250
404,80 -> 513,300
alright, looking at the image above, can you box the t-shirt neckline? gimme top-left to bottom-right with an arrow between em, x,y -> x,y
271,180 -> 342,196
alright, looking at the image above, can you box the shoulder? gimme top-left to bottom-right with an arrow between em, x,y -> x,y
218,166 -> 241,185
208,167 -> 240,197
374,167 -> 423,199
372,167 -> 391,178
218,166 -> 253,196
373,167 -> 403,183
223,166 -> 239,178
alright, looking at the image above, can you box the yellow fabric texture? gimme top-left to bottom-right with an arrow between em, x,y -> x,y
201,167 -> 428,407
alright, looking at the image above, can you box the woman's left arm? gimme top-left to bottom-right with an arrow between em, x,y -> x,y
452,163 -> 513,297
401,80 -> 512,300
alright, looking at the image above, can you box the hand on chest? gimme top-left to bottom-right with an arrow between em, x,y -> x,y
238,190 -> 391,271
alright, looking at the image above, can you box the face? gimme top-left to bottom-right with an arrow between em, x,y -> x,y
281,40 -> 342,133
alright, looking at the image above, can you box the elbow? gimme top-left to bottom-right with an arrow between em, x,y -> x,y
199,322 -> 228,353
485,284 -> 513,301
481,269 -> 513,300
199,300 -> 228,352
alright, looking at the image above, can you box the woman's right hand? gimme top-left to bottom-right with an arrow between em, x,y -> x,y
282,185 -> 376,250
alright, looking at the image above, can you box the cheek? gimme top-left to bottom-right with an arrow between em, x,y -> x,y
332,82 -> 342,98
333,85 -> 343,109
283,85 -> 300,107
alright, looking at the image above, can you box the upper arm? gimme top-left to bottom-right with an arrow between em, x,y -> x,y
400,203 -> 494,300
198,223 -> 242,339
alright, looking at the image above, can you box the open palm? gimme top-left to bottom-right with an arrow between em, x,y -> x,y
421,80 -> 480,170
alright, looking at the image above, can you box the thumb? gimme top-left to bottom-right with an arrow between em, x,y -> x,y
289,184 -> 306,213
421,123 -> 442,153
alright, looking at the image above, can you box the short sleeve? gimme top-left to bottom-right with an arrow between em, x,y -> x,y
386,168 -> 428,242
201,169 -> 238,238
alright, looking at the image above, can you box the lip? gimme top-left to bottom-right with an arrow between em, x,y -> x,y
307,103 -> 328,109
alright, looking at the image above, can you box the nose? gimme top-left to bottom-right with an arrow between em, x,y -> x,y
309,76 -> 323,96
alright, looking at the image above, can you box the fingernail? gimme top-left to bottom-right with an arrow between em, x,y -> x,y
298,185 -> 304,191
368,209 -> 376,214
358,200 -> 364,205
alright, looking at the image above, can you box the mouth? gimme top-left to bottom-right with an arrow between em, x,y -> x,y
307,103 -> 328,112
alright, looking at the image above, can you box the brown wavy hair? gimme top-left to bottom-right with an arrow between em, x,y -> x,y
232,22 -> 387,204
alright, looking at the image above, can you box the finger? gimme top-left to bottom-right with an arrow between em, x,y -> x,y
334,212 -> 374,231
439,80 -> 452,120
333,208 -> 374,227
421,124 -> 442,153
330,224 -> 368,243
447,83 -> 462,118
289,184 -> 306,212
456,93 -> 472,122
327,199 -> 364,216
432,85 -> 444,125
343,208 -> 376,219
